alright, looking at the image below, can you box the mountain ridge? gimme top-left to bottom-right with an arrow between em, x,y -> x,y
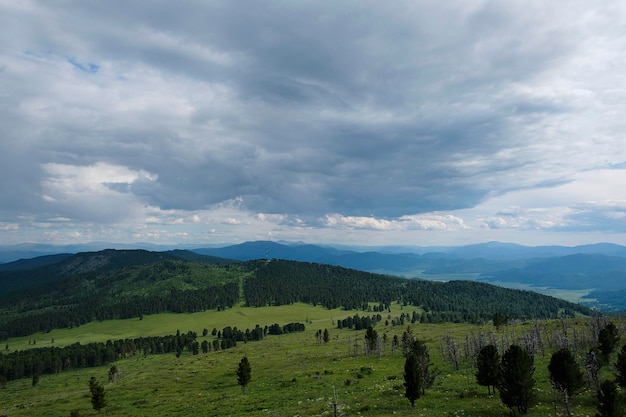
3,241 -> 626,310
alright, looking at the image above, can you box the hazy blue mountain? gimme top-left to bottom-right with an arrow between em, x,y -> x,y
193,240 -> 349,262
0,242 -> 213,263
0,253 -> 73,271
482,254 -> 626,290
443,241 -> 626,260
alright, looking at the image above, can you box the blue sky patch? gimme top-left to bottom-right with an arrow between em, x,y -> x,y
68,58 -> 99,74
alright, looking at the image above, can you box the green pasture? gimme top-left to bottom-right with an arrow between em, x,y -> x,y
1,304 -> 624,416
5,302 -> 351,352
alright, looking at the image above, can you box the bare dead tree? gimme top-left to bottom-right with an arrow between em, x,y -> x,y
584,349 -> 601,392
443,332 -> 460,371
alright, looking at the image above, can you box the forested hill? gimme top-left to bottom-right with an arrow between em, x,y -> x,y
243,260 -> 591,322
0,249 -> 233,296
0,250 -> 591,338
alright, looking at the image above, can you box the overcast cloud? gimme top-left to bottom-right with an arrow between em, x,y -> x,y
1,0 -> 626,247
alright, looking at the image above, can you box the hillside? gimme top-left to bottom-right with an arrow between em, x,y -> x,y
4,242 -> 626,312
0,249 -> 233,297
0,250 -> 591,339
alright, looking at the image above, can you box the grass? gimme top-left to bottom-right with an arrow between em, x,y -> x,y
5,302 -> 346,352
1,303 -> 623,416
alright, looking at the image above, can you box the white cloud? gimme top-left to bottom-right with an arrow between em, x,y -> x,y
0,223 -> 19,231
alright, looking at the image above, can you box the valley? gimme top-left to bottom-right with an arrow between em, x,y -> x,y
0,246 -> 624,416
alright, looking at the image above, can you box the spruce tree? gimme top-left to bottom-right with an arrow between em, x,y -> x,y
403,353 -> 420,407
499,344 -> 536,415
615,344 -> 626,388
236,356 -> 252,394
548,348 -> 585,417
598,322 -> 620,363
89,376 -> 107,412
476,344 -> 500,394
596,379 -> 623,417
364,326 -> 378,355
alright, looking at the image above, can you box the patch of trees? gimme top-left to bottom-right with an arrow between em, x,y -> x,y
337,314 -> 383,330
218,322 -> 305,349
466,321 -> 626,416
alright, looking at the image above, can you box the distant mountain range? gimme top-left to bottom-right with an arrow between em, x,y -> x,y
4,240 -> 626,264
2,240 -> 626,310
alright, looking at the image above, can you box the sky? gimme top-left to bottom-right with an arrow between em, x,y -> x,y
1,1 -> 626,248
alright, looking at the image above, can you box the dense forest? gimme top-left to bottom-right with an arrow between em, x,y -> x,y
0,251 -> 591,339
243,260 -> 591,322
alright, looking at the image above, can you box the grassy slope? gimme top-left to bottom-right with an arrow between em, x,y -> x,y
1,303 -> 622,417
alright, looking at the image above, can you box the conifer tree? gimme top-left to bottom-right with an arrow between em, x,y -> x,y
596,379 -> 623,417
598,322 -> 620,363
499,344 -> 536,415
89,376 -> 107,412
615,344 -> 626,388
476,344 -> 500,394
548,348 -> 584,417
236,356 -> 251,394
364,326 -> 378,355
403,352 -> 420,407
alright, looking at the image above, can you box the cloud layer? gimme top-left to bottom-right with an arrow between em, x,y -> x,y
2,1 -> 626,246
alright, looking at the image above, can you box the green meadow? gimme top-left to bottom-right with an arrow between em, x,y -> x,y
1,302 -> 622,416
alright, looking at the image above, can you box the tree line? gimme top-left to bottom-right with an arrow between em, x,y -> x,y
0,321 -> 305,384
0,283 -> 240,337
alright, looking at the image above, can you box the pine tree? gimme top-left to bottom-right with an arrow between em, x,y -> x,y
499,344 -> 536,415
236,356 -> 252,394
403,353 -> 420,407
598,322 -> 620,363
476,344 -> 500,394
407,339 -> 437,395
493,312 -> 508,329
548,348 -> 585,417
596,379 -> 623,417
89,376 -> 107,412
108,364 -> 118,383
615,344 -> 626,388
364,326 -> 378,355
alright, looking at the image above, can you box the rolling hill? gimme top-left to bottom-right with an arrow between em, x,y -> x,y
0,249 -> 592,339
